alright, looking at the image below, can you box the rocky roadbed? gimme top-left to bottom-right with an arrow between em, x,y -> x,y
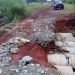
0,64 -> 58,75
0,36 -> 59,75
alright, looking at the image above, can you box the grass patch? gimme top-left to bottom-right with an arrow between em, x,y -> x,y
64,4 -> 75,12
26,2 -> 51,14
59,4 -> 75,14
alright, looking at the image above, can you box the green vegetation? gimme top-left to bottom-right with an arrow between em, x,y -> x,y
63,0 -> 75,10
27,2 -> 50,13
0,0 -> 74,36
0,0 -> 50,24
64,4 -> 75,12
0,2 -> 50,35
59,4 -> 75,14
0,0 -> 27,23
63,0 -> 75,4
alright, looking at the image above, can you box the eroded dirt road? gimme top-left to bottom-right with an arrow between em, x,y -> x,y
0,7 -> 70,44
0,7 -> 74,67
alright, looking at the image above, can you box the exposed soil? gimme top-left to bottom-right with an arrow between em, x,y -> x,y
55,15 -> 75,32
0,7 -> 75,67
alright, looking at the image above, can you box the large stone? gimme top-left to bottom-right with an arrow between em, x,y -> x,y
8,37 -> 20,44
19,38 -> 30,44
55,41 -> 75,49
62,47 -> 75,54
47,54 -> 67,66
19,56 -> 33,66
55,33 -> 75,42
8,37 -> 30,45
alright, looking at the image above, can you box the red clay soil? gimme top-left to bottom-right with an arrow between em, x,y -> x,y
65,15 -> 75,30
55,19 -> 68,32
12,41 -> 56,68
0,7 -> 75,67
55,15 -> 75,32
12,42 -> 47,64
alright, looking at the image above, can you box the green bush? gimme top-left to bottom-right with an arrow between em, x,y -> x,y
11,5 -> 28,20
63,0 -> 75,4
0,0 -> 27,23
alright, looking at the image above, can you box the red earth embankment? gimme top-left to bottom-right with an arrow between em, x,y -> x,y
55,15 -> 75,32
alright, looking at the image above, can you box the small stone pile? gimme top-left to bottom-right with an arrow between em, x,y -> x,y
29,29 -> 55,47
0,37 -> 30,66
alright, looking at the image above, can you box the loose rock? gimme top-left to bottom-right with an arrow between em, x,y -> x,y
10,48 -> 19,54
19,56 -> 33,66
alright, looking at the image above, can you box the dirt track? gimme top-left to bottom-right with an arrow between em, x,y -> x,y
0,7 -> 71,44
0,7 -> 75,67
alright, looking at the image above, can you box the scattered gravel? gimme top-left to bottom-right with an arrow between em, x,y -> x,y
0,63 -> 59,75
29,29 -> 55,47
